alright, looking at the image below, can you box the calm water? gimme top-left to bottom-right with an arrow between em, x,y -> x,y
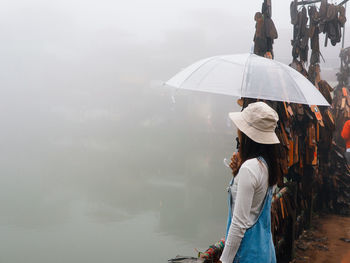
0,86 -> 239,263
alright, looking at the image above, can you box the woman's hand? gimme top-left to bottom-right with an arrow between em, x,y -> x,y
230,152 -> 242,176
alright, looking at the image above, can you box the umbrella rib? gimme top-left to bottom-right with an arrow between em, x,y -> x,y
218,54 -> 252,98
275,62 -> 293,104
177,56 -> 218,87
276,61 -> 328,106
275,61 -> 312,105
197,55 -> 251,95
195,60 -> 224,89
218,58 -> 247,67
240,54 -> 252,99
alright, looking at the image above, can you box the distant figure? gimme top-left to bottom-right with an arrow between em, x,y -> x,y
341,119 -> 350,164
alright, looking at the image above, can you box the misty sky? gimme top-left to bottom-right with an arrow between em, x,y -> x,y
0,0 -> 348,127
1,0 -> 292,39
1,0 -> 347,91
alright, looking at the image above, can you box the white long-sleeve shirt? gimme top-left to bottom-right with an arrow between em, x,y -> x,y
220,158 -> 269,263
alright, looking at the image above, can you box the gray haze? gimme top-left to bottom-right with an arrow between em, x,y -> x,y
0,1 -> 348,263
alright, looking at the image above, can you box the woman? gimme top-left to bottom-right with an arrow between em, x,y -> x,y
219,102 -> 279,263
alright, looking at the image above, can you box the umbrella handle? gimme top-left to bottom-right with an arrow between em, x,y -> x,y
223,158 -> 231,168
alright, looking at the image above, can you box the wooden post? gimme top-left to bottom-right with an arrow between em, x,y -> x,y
290,182 -> 297,259
342,3 -> 347,49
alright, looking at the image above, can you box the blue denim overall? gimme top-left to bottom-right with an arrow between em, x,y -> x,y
225,158 -> 276,263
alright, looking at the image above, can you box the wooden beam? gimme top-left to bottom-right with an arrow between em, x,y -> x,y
296,0 -> 321,6
338,0 -> 350,6
296,0 -> 349,6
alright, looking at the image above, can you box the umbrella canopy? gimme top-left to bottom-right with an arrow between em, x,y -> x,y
166,53 -> 330,106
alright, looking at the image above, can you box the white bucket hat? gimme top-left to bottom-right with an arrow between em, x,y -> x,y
229,102 -> 280,144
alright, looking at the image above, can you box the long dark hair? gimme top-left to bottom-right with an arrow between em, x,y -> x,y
239,131 -> 278,186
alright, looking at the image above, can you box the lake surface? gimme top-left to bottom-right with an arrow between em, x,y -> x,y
0,86 -> 239,263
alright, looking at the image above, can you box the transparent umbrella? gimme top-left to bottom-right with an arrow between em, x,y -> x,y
166,53 -> 330,106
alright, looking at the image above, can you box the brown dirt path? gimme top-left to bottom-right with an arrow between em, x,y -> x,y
294,215 -> 350,263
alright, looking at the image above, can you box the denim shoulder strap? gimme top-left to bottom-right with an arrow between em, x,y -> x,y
225,177 -> 234,239
257,156 -> 267,168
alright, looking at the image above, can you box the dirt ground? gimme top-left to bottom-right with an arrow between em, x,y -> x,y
293,214 -> 350,263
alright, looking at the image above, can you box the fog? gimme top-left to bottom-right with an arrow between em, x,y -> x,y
0,1 -> 348,262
